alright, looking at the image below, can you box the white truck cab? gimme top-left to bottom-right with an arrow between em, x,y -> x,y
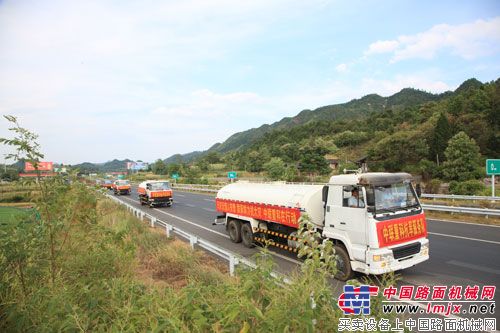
322,173 -> 429,278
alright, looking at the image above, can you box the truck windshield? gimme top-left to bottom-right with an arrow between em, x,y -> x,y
366,182 -> 419,213
116,180 -> 129,185
151,182 -> 170,191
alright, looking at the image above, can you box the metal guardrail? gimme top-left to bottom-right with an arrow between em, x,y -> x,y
104,193 -> 290,282
172,185 -> 219,193
172,185 -> 500,217
421,193 -> 500,201
421,204 -> 500,217
174,184 -> 500,201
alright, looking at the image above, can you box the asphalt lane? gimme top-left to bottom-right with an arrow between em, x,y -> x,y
113,187 -> 500,320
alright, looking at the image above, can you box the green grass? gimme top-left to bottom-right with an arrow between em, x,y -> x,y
0,206 -> 36,227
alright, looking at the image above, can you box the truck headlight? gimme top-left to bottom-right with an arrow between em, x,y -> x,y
373,253 -> 393,262
421,243 -> 429,256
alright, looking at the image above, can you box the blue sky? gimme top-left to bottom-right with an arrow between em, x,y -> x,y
0,0 -> 499,164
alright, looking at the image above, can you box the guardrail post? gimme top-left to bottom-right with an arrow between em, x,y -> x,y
150,217 -> 156,228
140,212 -> 145,221
165,224 -> 173,237
229,255 -> 239,276
190,235 -> 198,249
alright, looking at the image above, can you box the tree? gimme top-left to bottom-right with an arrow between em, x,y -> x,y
195,158 -> 210,172
370,130 -> 429,171
246,150 -> 268,172
429,113 -> 452,165
442,132 -> 481,181
0,166 -> 20,181
204,152 -> 221,164
264,157 -> 286,180
299,146 -> 330,176
151,159 -> 167,175
166,162 -> 182,176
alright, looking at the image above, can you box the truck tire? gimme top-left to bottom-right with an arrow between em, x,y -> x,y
241,223 -> 255,248
333,245 -> 353,281
227,219 -> 242,243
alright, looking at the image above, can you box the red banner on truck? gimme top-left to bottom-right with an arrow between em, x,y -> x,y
216,198 -> 302,228
25,161 -> 53,172
376,213 -> 427,247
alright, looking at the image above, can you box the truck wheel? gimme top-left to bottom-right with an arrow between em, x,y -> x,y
333,245 -> 353,281
241,223 -> 255,248
227,219 -> 242,243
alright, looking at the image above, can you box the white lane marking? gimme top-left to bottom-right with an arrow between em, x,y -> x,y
428,232 -> 500,245
203,208 -> 215,212
175,194 -> 185,197
204,198 -> 215,202
185,203 -> 196,208
428,218 -> 500,228
153,208 -> 230,238
446,260 -> 500,275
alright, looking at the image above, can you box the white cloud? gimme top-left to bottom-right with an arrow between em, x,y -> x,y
359,76 -> 451,95
335,63 -> 348,73
365,40 -> 400,55
364,17 -> 500,62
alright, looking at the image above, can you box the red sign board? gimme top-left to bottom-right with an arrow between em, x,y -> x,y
216,198 -> 302,228
25,161 -> 53,172
376,213 -> 427,247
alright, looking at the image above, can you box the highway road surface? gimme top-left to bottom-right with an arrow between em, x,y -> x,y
112,187 -> 500,322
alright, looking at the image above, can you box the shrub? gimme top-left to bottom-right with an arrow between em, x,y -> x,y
425,179 -> 442,194
449,179 -> 484,195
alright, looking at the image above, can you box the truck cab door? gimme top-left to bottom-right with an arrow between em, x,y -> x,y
324,185 -> 367,262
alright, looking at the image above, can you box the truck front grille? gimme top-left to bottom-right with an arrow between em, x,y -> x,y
392,242 -> 421,260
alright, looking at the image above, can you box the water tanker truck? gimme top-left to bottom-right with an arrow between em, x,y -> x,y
215,172 -> 429,280
138,180 -> 173,207
112,179 -> 131,195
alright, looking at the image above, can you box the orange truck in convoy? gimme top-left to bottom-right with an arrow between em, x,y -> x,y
112,179 -> 131,195
138,180 -> 173,207
102,179 -> 113,190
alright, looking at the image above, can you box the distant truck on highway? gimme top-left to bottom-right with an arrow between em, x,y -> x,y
215,172 -> 429,280
112,179 -> 131,195
101,179 -> 113,190
138,180 -> 173,207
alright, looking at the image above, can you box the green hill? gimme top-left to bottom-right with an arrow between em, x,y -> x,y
164,87 -> 446,161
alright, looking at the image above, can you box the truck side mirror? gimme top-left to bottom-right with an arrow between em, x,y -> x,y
322,186 -> 329,206
416,184 -> 422,198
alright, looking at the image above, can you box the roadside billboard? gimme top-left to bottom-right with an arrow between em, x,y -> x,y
127,161 -> 149,171
25,161 -> 53,172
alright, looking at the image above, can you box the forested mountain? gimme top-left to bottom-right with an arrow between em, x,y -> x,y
72,159 -> 133,173
158,78 -> 499,186
164,87 -> 447,163
211,88 -> 444,154
163,151 -> 204,164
